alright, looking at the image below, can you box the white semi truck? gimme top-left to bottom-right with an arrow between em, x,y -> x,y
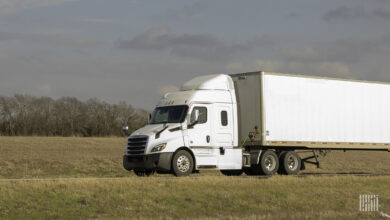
123,71 -> 390,176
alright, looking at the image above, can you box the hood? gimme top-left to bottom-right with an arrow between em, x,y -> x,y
130,124 -> 171,137
129,123 -> 184,153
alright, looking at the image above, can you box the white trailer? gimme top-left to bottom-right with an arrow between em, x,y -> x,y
123,71 -> 390,176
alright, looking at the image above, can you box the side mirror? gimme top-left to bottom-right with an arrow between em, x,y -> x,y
122,125 -> 130,136
149,113 -> 152,122
188,109 -> 200,129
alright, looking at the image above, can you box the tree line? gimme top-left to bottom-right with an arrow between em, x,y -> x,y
0,94 -> 149,137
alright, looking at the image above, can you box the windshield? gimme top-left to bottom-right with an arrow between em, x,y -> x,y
149,105 -> 188,124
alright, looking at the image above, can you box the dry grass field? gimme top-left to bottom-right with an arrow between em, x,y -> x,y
1,136 -> 390,179
0,136 -> 390,219
1,176 -> 389,219
0,136 -> 128,179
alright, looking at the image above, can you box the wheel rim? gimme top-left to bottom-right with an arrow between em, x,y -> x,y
177,155 -> 190,173
287,155 -> 299,171
264,155 -> 276,171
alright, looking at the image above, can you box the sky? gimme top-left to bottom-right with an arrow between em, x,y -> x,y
0,0 -> 390,110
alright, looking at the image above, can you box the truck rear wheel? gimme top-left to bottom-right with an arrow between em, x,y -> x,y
259,150 -> 279,175
280,151 -> 301,175
172,150 -> 194,177
221,170 -> 243,176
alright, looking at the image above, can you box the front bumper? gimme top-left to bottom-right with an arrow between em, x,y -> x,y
123,152 -> 173,172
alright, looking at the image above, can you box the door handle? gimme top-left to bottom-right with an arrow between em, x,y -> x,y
206,135 -> 210,143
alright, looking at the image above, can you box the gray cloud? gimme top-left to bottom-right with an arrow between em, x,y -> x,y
161,1 -> 207,20
0,0 -> 78,16
223,33 -> 390,82
115,27 -> 273,61
0,51 -> 225,110
79,17 -> 122,24
2,0 -> 390,111
0,31 -> 101,48
324,6 -> 390,21
115,27 -> 217,51
279,35 -> 390,64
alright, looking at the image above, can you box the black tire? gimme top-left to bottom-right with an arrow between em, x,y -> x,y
221,170 -> 243,176
259,150 -> 279,175
172,150 -> 194,177
280,151 -> 301,175
134,170 -> 155,177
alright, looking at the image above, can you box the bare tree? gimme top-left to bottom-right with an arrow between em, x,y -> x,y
0,94 -> 148,137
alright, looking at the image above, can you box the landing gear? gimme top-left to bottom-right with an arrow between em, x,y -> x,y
301,150 -> 330,168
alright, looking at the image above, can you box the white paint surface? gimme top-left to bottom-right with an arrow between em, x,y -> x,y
263,74 -> 390,143
180,74 -> 234,91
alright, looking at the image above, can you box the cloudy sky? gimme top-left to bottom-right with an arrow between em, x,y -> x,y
0,0 -> 389,110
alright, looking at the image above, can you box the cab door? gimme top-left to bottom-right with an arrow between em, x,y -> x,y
186,104 -> 217,167
187,104 -> 211,147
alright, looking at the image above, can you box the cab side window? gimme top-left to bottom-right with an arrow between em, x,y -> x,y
221,111 -> 228,126
190,107 -> 207,124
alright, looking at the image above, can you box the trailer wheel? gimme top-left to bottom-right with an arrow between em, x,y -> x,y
221,170 -> 243,176
134,170 -> 155,176
259,150 -> 279,175
280,151 -> 301,175
172,150 -> 194,177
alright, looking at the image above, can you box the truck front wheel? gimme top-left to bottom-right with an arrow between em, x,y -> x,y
279,151 -> 301,175
172,150 -> 194,177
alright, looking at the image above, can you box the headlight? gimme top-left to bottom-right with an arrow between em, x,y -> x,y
151,143 -> 167,152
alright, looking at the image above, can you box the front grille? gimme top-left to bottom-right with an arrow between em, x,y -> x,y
127,135 -> 148,155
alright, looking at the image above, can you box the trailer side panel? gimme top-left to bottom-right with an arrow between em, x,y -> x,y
263,73 -> 390,149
